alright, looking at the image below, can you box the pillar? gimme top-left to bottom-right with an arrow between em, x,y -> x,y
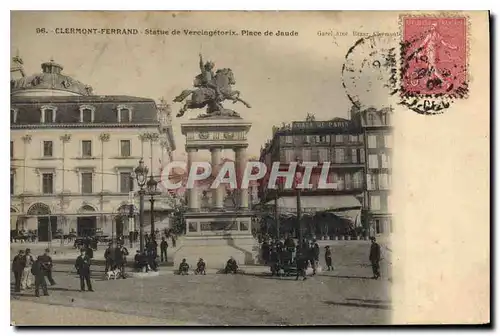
235,147 -> 249,209
210,147 -> 224,210
187,148 -> 200,211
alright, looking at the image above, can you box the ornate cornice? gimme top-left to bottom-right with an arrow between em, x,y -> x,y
11,123 -> 160,129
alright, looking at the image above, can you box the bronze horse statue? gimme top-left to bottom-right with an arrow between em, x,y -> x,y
174,68 -> 251,117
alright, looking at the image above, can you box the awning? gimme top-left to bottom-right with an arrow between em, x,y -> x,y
265,195 -> 362,223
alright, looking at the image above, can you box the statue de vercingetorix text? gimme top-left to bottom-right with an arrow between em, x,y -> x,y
173,53 -> 251,118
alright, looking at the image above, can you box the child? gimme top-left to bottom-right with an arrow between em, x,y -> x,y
325,246 -> 333,271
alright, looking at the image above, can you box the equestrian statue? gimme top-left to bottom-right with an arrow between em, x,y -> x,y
173,53 -> 251,118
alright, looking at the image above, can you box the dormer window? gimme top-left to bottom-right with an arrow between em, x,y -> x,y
117,105 -> 132,123
79,105 -> 95,123
41,105 -> 57,123
10,108 -> 18,123
367,113 -> 375,125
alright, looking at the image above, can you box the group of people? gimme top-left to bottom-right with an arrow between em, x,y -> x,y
177,256 -> 239,275
12,248 -> 56,297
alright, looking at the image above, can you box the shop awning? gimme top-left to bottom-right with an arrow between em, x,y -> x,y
265,195 -> 362,223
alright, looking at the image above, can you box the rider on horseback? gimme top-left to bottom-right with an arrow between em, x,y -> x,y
198,53 -> 224,111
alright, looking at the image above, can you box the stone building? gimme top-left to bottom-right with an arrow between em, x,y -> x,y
10,57 -> 176,241
352,106 -> 393,235
258,114 -> 365,238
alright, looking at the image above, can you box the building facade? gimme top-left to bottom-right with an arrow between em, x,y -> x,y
258,114 -> 365,238
353,107 -> 394,235
10,58 -> 176,241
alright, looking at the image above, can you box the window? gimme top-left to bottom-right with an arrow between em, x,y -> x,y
368,154 -> 378,169
41,105 -> 57,123
11,109 -> 17,123
10,173 -> 14,195
375,220 -> 382,234
120,172 -> 134,193
385,134 -> 393,148
345,173 -> 352,190
117,106 -> 132,123
360,148 -> 365,163
82,109 -> 93,123
310,148 -> 319,162
81,172 -> 93,194
370,196 -> 381,210
379,174 -> 389,190
349,135 -> 358,143
335,173 -> 345,190
366,174 -> 377,190
335,134 -> 343,143
353,171 -> 363,189
318,147 -> 329,162
316,135 -> 328,143
42,173 -> 54,194
368,135 -> 377,148
302,148 -> 311,161
10,141 -> 13,159
120,140 -> 131,157
368,114 -> 376,125
334,148 -> 345,164
79,105 -> 95,123
284,149 -> 294,163
304,136 -> 312,144
285,136 -> 293,144
82,140 -> 92,157
380,153 -> 390,168
43,141 -> 53,157
351,148 -> 358,163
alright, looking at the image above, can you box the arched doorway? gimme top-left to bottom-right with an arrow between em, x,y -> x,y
114,204 -> 133,238
77,204 -> 97,237
27,203 -> 57,242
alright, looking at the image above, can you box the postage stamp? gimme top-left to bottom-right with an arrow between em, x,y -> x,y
400,15 -> 469,100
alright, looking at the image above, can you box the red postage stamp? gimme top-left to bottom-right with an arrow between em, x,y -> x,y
400,16 -> 468,98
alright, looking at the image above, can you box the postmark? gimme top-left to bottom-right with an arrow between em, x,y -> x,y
399,14 -> 470,114
341,33 -> 400,111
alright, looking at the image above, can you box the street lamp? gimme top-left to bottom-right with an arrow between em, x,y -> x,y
146,174 -> 161,240
275,177 -> 285,240
134,159 -> 149,253
295,169 -> 303,248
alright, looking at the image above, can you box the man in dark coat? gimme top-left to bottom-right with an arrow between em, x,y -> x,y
160,237 -> 168,263
369,237 -> 381,279
311,240 -> 320,275
104,243 -> 113,272
38,248 -> 56,286
117,244 -> 129,277
295,248 -> 308,281
75,249 -> 93,292
32,256 -> 49,297
195,258 -> 206,275
325,246 -> 333,271
224,257 -> 238,274
12,250 -> 25,293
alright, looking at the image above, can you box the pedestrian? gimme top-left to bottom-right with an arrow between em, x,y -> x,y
369,237 -> 381,279
21,248 -> 34,290
104,243 -> 113,272
38,248 -> 56,286
31,256 -> 49,297
195,258 -> 206,275
118,243 -> 129,278
171,234 -> 177,248
12,250 -> 25,293
312,240 -> 320,275
224,257 -> 238,274
295,248 -> 307,281
160,237 -> 168,263
75,249 -> 93,292
325,246 -> 333,271
178,258 -> 189,275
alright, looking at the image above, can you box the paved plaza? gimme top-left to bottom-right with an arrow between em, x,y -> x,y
11,241 -> 391,326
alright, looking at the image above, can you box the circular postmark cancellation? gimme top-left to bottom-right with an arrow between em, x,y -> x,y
341,33 -> 399,112
341,16 -> 469,115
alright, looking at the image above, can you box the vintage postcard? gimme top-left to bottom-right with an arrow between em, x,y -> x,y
9,11 -> 490,326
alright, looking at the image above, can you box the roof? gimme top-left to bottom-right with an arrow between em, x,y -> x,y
11,95 -> 159,126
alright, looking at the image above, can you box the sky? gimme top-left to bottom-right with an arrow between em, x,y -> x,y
11,11 -> 400,161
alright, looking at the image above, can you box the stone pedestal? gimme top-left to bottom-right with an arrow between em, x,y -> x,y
177,116 -> 257,268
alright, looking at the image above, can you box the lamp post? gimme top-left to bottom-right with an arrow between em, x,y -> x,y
295,170 -> 303,247
128,202 -> 135,249
275,178 -> 284,240
134,159 -> 149,253
146,174 -> 161,240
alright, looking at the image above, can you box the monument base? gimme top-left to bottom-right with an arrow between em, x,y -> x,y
173,211 -> 259,269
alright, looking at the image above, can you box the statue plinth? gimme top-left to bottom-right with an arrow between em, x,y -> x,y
174,116 -> 258,268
